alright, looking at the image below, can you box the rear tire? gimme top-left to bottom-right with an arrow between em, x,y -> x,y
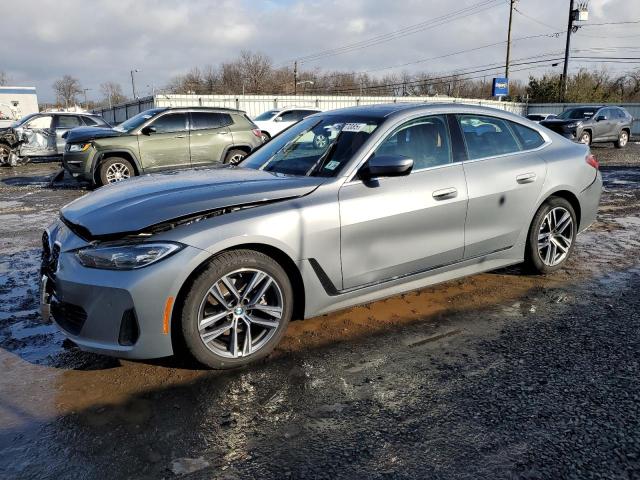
224,149 -> 247,165
180,249 -> 293,369
614,130 -> 629,149
524,197 -> 577,274
98,157 -> 135,186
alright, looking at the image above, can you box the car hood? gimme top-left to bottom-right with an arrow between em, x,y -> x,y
64,126 -> 122,143
61,167 -> 325,238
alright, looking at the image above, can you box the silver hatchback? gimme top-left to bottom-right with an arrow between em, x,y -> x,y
42,103 -> 602,368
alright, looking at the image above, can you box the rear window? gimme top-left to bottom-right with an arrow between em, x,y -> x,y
458,115 -> 520,160
190,112 -> 232,130
510,121 -> 545,150
57,116 -> 82,128
254,110 -> 279,121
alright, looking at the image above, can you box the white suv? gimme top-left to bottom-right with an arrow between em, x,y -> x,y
253,107 -> 321,140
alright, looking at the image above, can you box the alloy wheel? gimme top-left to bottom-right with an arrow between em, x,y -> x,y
619,131 -> 628,147
105,162 -> 131,183
229,153 -> 245,165
197,268 -> 283,359
538,206 -> 574,266
580,132 -> 591,144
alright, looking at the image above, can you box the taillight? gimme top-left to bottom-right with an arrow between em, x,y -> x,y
586,153 -> 599,170
252,128 -> 262,138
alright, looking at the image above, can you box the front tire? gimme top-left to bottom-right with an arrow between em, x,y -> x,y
98,157 -> 134,186
524,197 -> 577,274
579,130 -> 591,145
180,250 -> 293,369
614,130 -> 629,149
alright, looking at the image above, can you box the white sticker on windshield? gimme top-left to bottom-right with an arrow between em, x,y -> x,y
324,160 -> 340,170
342,123 -> 366,132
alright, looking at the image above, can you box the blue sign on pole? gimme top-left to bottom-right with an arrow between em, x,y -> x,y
492,77 -> 509,97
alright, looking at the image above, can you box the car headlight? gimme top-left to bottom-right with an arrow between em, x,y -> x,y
76,242 -> 183,270
67,143 -> 91,152
565,122 -> 580,129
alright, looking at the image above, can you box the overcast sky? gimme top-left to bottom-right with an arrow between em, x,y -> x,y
1,0 -> 638,102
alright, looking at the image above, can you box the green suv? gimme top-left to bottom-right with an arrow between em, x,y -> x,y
62,107 -> 264,186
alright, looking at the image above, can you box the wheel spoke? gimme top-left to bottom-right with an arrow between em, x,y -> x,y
551,237 -> 568,253
242,271 -> 266,301
229,319 -> 239,358
249,304 -> 282,318
221,275 -> 241,302
242,318 -> 252,356
245,313 -> 279,329
250,277 -> 272,306
201,320 -> 233,342
199,310 -> 230,331
555,212 -> 571,234
208,282 -> 230,309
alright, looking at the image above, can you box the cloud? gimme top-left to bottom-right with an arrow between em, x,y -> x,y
0,0 -> 637,102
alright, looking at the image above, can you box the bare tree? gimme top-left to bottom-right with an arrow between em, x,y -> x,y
99,81 -> 127,107
0,71 -> 8,86
238,50 -> 272,94
52,75 -> 83,108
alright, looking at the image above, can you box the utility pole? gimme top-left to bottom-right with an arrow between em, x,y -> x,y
130,69 -> 140,99
505,0 -> 515,78
560,0 -> 575,102
82,88 -> 91,109
293,61 -> 298,95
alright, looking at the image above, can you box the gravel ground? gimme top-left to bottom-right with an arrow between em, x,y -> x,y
0,143 -> 639,479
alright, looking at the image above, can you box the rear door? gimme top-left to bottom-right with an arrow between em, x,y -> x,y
339,114 -> 468,289
189,112 -> 233,166
138,112 -> 190,171
457,114 -> 547,258
54,115 -> 83,153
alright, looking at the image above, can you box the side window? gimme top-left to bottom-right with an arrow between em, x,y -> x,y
151,113 -> 187,133
458,115 -> 521,160
301,110 -> 318,118
25,115 -> 53,129
57,116 -> 82,128
279,110 -> 302,122
509,121 -> 545,150
375,115 -> 452,170
82,116 -> 99,126
191,112 -> 232,130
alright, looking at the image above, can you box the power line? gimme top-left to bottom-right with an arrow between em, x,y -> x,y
277,0 -> 503,66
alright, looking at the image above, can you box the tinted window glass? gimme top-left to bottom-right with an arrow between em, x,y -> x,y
279,110 -> 304,122
151,113 -> 187,133
254,110 -> 279,121
57,116 -> 82,128
26,115 -> 52,129
376,115 -> 452,170
510,121 -> 545,150
191,112 -> 232,130
526,114 -> 545,121
82,116 -> 98,126
458,115 -> 520,160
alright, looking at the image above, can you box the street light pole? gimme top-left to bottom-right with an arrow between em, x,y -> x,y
82,88 -> 91,109
130,69 -> 140,99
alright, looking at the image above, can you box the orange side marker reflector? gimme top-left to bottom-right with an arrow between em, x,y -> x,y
163,296 -> 174,335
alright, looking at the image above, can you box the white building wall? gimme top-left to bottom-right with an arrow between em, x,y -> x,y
0,86 -> 39,121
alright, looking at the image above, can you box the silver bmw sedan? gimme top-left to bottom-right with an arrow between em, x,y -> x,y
41,103 -> 602,368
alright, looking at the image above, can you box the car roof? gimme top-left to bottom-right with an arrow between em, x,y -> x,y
159,106 -> 246,114
319,102 -> 529,121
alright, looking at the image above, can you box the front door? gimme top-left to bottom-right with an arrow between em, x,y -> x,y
189,112 -> 234,166
19,114 -> 57,157
457,114 -> 547,258
138,112 -> 190,171
593,108 -> 614,141
339,115 -> 468,289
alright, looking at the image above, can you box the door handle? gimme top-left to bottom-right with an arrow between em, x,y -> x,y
432,187 -> 458,200
516,172 -> 537,184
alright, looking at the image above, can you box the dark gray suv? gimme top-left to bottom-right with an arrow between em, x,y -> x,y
540,106 -> 633,148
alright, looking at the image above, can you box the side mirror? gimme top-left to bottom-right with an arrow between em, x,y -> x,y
595,115 -> 607,122
359,154 -> 414,180
141,125 -> 157,135
274,116 -> 283,123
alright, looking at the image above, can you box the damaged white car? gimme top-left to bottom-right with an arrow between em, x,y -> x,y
0,112 -> 110,166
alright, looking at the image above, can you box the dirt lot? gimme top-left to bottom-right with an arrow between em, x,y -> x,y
0,142 -> 639,479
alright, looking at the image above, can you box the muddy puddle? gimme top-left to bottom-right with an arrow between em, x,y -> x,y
0,160 -> 639,478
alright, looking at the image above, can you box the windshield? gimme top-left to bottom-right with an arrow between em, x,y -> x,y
10,113 -> 39,127
241,114 -> 382,177
114,108 -> 165,132
254,110 -> 280,121
558,107 -> 599,120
